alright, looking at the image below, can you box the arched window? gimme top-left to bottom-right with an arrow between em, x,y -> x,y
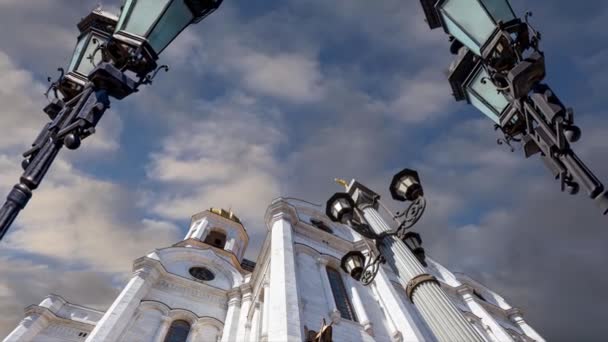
204,230 -> 226,249
326,267 -> 357,322
164,320 -> 191,342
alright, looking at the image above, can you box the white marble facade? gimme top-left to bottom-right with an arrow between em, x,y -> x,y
4,199 -> 544,342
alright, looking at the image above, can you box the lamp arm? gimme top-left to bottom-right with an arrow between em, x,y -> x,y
0,86 -> 111,240
517,96 -> 607,209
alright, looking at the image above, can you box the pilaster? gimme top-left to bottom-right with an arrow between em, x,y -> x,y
3,310 -> 52,342
235,285 -> 253,341
261,280 -> 270,340
85,265 -> 160,342
507,309 -> 546,342
457,285 -> 514,342
152,315 -> 173,342
221,289 -> 242,342
267,216 -> 303,341
346,276 -> 373,336
316,256 -> 341,323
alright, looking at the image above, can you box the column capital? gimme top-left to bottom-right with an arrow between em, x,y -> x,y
348,181 -> 380,210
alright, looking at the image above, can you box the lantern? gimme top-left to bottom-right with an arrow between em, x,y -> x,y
390,168 -> 424,202
112,0 -> 223,69
340,251 -> 366,281
59,9 -> 118,99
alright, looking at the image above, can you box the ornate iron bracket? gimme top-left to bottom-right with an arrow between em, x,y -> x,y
494,124 -> 521,152
360,252 -> 386,286
394,196 -> 427,238
44,68 -> 66,100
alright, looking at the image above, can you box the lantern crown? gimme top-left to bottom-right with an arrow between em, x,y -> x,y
390,168 -> 424,202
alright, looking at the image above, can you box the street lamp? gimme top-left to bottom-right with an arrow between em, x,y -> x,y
418,0 -> 608,214
0,1 -> 224,241
110,0 -> 223,75
327,170 -> 483,342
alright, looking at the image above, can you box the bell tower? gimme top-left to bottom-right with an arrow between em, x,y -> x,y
182,208 -> 249,262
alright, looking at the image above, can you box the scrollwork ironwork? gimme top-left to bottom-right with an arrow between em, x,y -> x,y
394,196 -> 427,238
44,68 -> 65,100
360,254 -> 385,286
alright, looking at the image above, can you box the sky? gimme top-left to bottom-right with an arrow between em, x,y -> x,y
0,0 -> 607,340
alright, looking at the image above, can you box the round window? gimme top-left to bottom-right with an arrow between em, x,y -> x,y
189,267 -> 215,281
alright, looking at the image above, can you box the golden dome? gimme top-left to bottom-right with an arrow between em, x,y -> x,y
209,207 -> 242,224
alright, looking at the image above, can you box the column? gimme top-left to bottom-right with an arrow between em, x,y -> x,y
508,310 -> 545,342
267,215 -> 303,341
261,281 -> 270,340
86,266 -> 160,342
458,286 -> 513,342
316,257 -> 341,323
248,302 -> 262,342
153,316 -> 173,342
361,205 -> 483,342
235,285 -> 253,341
3,312 -> 52,342
346,276 -> 373,335
221,289 -> 242,342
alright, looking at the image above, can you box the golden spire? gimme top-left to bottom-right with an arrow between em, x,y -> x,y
334,178 -> 349,190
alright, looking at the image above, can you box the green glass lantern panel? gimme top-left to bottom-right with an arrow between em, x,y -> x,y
441,14 -> 483,55
118,0 -> 170,37
75,34 -> 105,76
67,35 -> 87,73
440,0 -> 496,54
482,0 -> 516,24
147,0 -> 194,52
467,67 -> 509,124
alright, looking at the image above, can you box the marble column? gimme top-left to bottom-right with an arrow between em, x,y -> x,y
261,281 -> 270,340
152,315 -> 173,342
508,309 -> 546,342
267,215 -> 303,341
348,181 -> 483,342
316,256 -> 341,323
221,289 -> 242,342
363,207 -> 483,342
86,266 -> 160,342
249,302 -> 262,342
235,285 -> 253,341
3,311 -> 52,342
458,286 -> 513,342
346,275 -> 373,335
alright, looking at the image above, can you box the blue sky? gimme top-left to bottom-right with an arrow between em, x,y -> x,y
0,0 -> 607,340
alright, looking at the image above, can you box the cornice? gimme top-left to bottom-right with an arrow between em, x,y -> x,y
264,198 -> 299,229
24,306 -> 95,330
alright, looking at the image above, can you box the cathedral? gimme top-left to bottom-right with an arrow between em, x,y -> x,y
3,198 -> 544,342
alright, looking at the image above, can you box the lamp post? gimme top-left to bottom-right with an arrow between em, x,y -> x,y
418,0 -> 608,215
0,0 -> 224,241
327,169 -> 483,342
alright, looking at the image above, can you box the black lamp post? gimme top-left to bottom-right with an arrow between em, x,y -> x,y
0,1 -> 224,241
418,0 -> 608,215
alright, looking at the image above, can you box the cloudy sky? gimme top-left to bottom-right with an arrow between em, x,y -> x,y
0,0 -> 607,340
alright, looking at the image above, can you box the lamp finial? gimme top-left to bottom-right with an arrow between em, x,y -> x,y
334,178 -> 349,190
